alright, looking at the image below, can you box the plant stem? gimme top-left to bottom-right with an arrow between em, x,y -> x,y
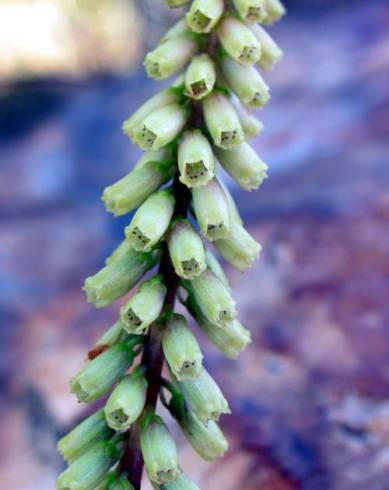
120,175 -> 191,489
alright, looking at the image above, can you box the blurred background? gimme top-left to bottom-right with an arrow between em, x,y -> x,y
1,0 -> 389,488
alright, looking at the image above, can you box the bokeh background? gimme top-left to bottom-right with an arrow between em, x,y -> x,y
1,0 -> 389,488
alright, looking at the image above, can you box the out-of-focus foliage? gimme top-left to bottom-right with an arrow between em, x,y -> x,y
0,0 -> 143,79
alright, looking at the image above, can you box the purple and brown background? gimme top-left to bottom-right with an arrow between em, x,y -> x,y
1,0 -> 388,488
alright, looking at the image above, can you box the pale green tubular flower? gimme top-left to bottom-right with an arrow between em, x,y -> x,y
186,295 -> 251,358
160,19 -> 190,44
105,240 -> 132,265
232,99 -> 265,139
94,321 -> 125,348
177,367 -> 230,423
202,92 -> 244,149
205,249 -> 230,289
192,177 -> 230,241
165,0 -> 191,7
162,313 -> 203,380
132,104 -> 189,151
215,221 -> 262,271
102,159 -> 175,217
122,87 -> 180,138
58,409 -> 113,464
250,24 -> 284,70
83,248 -> 160,308
217,176 -> 243,226
185,54 -> 216,100
172,408 -> 228,461
232,0 -> 267,23
214,142 -> 268,190
155,471 -> 200,490
217,16 -> 261,65
144,33 -> 199,80
70,343 -> 135,403
125,189 -> 175,251
184,269 -> 236,326
263,0 -> 286,24
57,442 -> 119,490
133,148 -> 175,171
140,416 -> 180,484
185,0 -> 224,34
178,129 -> 214,187
168,219 -> 206,279
120,276 -> 166,335
104,372 -> 148,431
219,54 -> 270,108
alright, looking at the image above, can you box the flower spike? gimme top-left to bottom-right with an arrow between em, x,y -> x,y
58,0 -> 286,487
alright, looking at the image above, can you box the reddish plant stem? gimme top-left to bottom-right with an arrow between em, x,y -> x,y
119,175 -> 191,489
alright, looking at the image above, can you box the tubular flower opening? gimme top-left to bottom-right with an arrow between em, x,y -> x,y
168,219 -> 206,279
184,54 -> 216,100
177,367 -> 231,423
59,0 -> 286,487
140,416 -> 180,484
192,177 -> 231,241
217,16 -> 261,65
125,189 -> 175,252
162,314 -> 203,380
120,276 -> 167,335
178,129 -> 215,187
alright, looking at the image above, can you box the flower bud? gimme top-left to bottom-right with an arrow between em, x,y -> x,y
57,442 -> 119,490
263,0 -> 286,24
232,0 -> 267,23
165,0 -> 191,6
140,416 -> 179,484
162,314 -> 203,380
178,129 -> 214,187
186,0 -> 224,34
122,88 -> 179,138
233,100 -> 264,139
192,178 -> 230,241
202,93 -> 244,149
250,24 -> 283,69
125,189 -> 175,252
217,16 -> 261,65
185,269 -> 236,326
132,104 -> 189,151
102,159 -> 175,216
219,55 -> 270,108
215,221 -> 262,271
187,296 -> 251,358
120,276 -> 166,335
70,343 -> 134,402
177,367 -> 230,423
104,372 -> 147,431
58,409 -> 112,464
157,471 -> 200,490
205,249 -> 229,289
168,219 -> 206,279
185,54 -> 216,100
84,248 -> 159,308
144,33 -> 198,80
214,142 -> 268,190
173,409 -> 228,461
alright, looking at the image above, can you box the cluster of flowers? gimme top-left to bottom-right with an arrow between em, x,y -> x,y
57,0 -> 285,489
